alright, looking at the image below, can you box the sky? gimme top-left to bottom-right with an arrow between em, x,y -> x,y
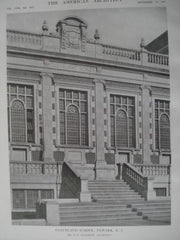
7,7 -> 167,49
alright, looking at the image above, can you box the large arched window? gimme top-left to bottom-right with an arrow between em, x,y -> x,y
67,105 -> 80,145
155,99 -> 170,150
116,109 -> 128,147
11,100 -> 26,142
7,84 -> 35,143
160,114 -> 170,149
59,89 -> 88,146
110,95 -> 135,148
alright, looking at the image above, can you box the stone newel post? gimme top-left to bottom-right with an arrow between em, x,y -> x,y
40,73 -> 54,162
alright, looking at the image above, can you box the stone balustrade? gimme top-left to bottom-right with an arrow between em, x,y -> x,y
7,30 -> 169,69
102,44 -> 141,61
133,164 -> 170,176
147,52 -> 169,65
122,163 -> 148,199
7,30 -> 42,48
10,161 -> 62,175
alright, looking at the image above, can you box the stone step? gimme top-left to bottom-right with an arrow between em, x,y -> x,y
60,208 -> 133,217
89,180 -> 125,183
89,185 -> 131,188
94,200 -> 145,205
89,188 -> 132,192
89,181 -> 127,185
128,201 -> 171,208
60,219 -> 169,226
144,211 -> 171,217
88,183 -> 129,188
60,212 -> 142,223
90,191 -> 140,196
132,205 -> 170,211
93,195 -> 143,201
147,217 -> 171,223
136,207 -> 171,213
59,203 -> 128,211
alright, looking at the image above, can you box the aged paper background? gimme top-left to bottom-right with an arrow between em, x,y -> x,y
0,0 -> 180,239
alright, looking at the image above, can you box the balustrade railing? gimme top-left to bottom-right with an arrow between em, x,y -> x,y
122,163 -> 148,199
102,44 -> 141,61
7,30 -> 42,48
10,161 -> 62,175
7,29 -> 169,68
148,52 -> 169,65
133,164 -> 170,176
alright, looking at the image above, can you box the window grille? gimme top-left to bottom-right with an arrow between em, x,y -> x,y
27,190 -> 38,209
11,101 -> 26,142
110,95 -> 135,148
155,100 -> 170,150
41,189 -> 54,199
12,189 -> 54,209
12,189 -> 25,209
7,84 -> 35,143
59,89 -> 88,146
154,188 -> 167,197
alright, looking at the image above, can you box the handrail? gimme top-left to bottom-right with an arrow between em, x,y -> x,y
10,160 -> 62,175
133,164 -> 170,176
7,29 -> 42,37
122,163 -> 148,199
102,44 -> 141,61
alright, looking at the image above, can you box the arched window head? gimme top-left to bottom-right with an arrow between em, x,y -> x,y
59,89 -> 88,146
11,100 -> 26,142
7,84 -> 35,143
110,95 -> 135,148
67,105 -> 80,145
155,99 -> 170,150
160,114 -> 170,149
116,109 -> 128,147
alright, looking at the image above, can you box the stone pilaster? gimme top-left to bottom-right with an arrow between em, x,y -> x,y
94,79 -> 105,163
94,79 -> 115,179
141,82 -> 151,163
40,73 -> 54,161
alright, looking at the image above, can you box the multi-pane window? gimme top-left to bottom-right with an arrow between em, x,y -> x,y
155,100 -> 170,150
59,89 -> 88,146
110,95 -> 135,148
7,84 -> 35,143
12,189 -> 54,209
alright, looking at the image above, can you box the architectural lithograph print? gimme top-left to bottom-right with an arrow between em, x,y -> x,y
7,7 -> 171,226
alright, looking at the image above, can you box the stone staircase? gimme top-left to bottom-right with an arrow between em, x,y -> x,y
88,180 -> 144,203
59,202 -> 146,226
59,180 -> 171,226
127,199 -> 171,224
59,180 -> 145,226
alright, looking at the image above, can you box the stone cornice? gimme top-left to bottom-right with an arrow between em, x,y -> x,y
7,46 -> 169,77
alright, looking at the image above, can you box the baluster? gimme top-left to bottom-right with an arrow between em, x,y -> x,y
165,166 -> 168,175
149,54 -> 151,63
160,56 -> 163,65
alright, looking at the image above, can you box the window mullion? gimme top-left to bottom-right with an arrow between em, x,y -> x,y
25,190 -> 28,209
79,111 -> 81,145
127,113 -> 129,148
